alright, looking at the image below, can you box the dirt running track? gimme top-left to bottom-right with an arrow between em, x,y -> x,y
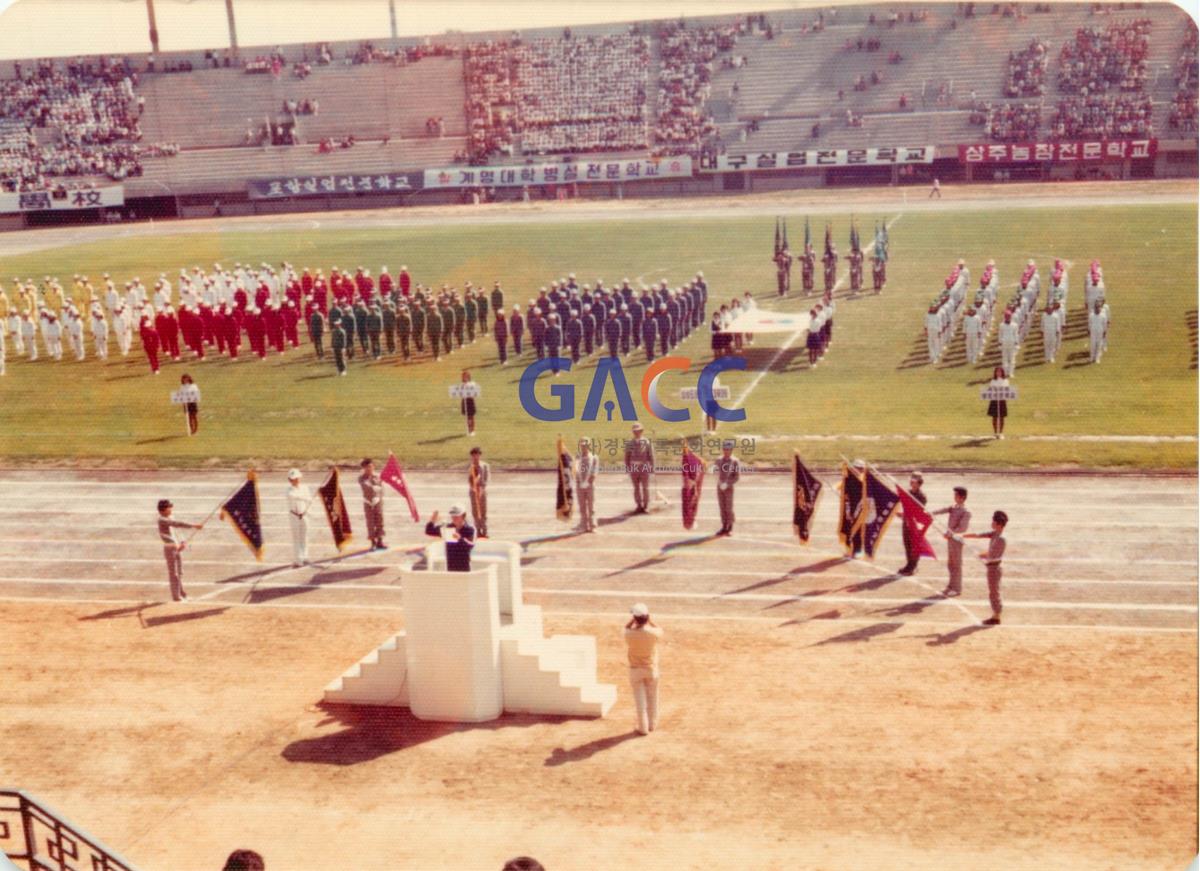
0,469 -> 1195,870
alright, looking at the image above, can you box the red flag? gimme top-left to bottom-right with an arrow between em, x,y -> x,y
381,452 -> 419,522
680,440 -> 704,530
897,488 -> 937,559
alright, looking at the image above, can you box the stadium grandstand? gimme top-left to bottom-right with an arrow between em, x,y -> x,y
0,2 -> 1195,227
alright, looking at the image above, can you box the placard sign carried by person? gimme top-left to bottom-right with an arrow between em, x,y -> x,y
171,384 -> 201,404
449,383 -> 482,399
980,384 -> 1018,401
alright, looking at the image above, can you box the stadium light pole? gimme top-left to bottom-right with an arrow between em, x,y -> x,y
145,0 -> 160,55
226,0 -> 239,56
389,0 -> 399,42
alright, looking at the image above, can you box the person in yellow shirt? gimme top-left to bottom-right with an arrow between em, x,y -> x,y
624,603 -> 663,735
0,286 -> 9,321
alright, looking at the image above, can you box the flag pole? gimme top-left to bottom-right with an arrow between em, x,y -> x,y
181,474 -> 249,547
866,460 -> 986,557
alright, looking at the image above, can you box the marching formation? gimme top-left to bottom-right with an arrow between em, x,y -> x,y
923,256 -> 1111,371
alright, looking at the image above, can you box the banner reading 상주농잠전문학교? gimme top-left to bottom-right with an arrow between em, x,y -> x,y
423,156 -> 693,189
247,171 -> 424,199
699,147 -> 935,172
958,139 -> 1156,163
0,185 -> 124,214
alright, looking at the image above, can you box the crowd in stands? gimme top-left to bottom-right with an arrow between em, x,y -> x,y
425,116 -> 445,136
654,22 -> 737,157
1170,27 -> 1198,133
1005,38 -> 1047,97
515,34 -> 649,155
463,40 -> 516,163
1050,93 -> 1152,139
1057,20 -> 1150,95
0,56 -> 151,191
985,102 -> 1042,141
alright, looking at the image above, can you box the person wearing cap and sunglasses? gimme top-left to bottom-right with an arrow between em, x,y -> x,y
425,506 -> 476,572
713,438 -> 741,537
157,499 -> 204,602
624,423 -> 654,513
625,603 -> 663,735
359,458 -> 386,551
286,469 -> 312,567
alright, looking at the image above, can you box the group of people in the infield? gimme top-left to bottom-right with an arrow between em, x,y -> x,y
923,256 -> 1110,373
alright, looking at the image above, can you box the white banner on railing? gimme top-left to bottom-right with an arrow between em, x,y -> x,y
423,156 -> 693,189
0,185 -> 124,214
701,147 -> 934,172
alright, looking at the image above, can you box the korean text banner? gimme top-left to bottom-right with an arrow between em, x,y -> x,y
0,185 -> 124,214
700,147 -> 934,172
247,172 -> 424,199
957,139 -> 1157,164
423,156 -> 693,189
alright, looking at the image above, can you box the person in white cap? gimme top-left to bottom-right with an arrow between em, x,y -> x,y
624,603 -> 663,735
286,469 -> 312,567
573,438 -> 599,533
424,506 -> 476,571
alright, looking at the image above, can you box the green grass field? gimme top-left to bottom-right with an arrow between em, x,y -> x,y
0,201 -> 1195,471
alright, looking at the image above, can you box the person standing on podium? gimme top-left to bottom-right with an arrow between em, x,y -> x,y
425,505 -> 477,571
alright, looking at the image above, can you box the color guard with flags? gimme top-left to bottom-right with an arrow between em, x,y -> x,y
822,222 -> 838,293
556,436 -> 574,521
846,219 -> 864,292
220,470 -> 264,561
801,216 -> 816,293
681,439 -> 704,530
860,467 -> 901,559
792,453 -> 822,543
380,452 -> 420,522
838,459 -> 866,557
871,220 -> 889,291
318,467 -> 353,552
897,485 -> 938,569
773,218 -> 792,297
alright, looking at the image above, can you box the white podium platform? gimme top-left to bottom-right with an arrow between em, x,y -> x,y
324,541 -> 616,721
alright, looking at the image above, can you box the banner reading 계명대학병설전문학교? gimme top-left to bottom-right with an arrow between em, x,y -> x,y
424,156 -> 693,189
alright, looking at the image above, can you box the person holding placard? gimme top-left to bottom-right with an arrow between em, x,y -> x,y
178,373 -> 201,435
459,369 -> 479,436
985,366 -> 1010,440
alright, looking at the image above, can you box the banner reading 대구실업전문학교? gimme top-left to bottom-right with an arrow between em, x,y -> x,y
958,139 -> 1157,163
0,185 -> 124,214
247,171 -> 424,199
699,147 -> 934,172
423,156 -> 693,189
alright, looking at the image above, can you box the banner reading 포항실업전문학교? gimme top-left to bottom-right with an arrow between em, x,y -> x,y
423,156 -> 693,189
0,185 -> 124,214
247,172 -> 424,199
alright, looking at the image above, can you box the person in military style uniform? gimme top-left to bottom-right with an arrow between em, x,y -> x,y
410,300 -> 425,353
396,304 -> 412,359
932,486 -> 972,597
426,304 -> 442,360
713,439 -> 741,536
565,309 -> 582,363
624,423 -> 654,513
642,309 -> 657,363
452,294 -> 467,348
359,458 -> 386,550
353,300 -> 370,355
655,304 -> 672,357
493,310 -> 509,365
545,312 -> 563,374
801,243 -> 816,293
366,305 -> 383,358
440,300 -> 454,356
964,510 -> 1007,625
158,498 -> 204,602
331,319 -> 348,375
822,243 -> 838,293
309,306 -> 325,360
898,471 -> 927,575
529,307 -> 546,359
468,446 -> 490,538
510,305 -> 524,355
774,247 -> 792,297
477,290 -> 489,335
464,291 -> 477,343
381,300 -> 396,355
490,283 -> 505,323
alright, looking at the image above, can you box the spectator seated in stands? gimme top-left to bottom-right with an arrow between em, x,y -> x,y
1050,93 -> 1152,139
1005,38 -> 1047,97
0,55 -> 146,191
1170,27 -> 1198,132
985,102 -> 1042,141
1057,19 -> 1150,95
653,22 -> 738,157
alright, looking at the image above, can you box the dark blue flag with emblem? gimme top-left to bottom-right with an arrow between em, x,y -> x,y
220,470 -> 263,560
838,462 -> 865,554
792,453 -> 822,544
774,218 -> 781,257
782,217 -> 789,251
318,467 -> 353,552
861,467 -> 901,559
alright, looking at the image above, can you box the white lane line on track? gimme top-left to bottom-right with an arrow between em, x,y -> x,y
0,576 -> 1194,614
0,556 -> 1191,588
0,593 -> 1192,634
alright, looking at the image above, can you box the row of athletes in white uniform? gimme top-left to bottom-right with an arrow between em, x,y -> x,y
0,262 -> 322,374
922,258 -> 1110,372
